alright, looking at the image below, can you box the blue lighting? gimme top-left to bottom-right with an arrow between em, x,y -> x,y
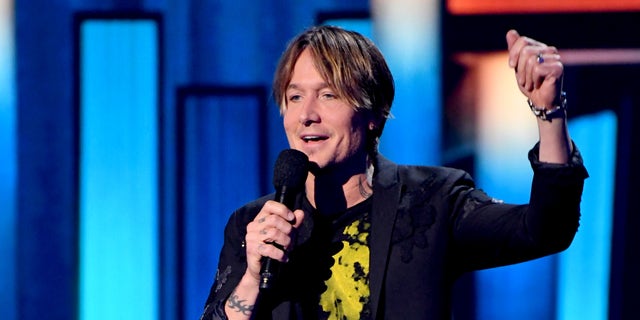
557,111 -> 616,320
475,111 -> 617,320
322,19 -> 373,39
78,20 -> 158,320
0,1 -> 16,319
181,94 -> 264,320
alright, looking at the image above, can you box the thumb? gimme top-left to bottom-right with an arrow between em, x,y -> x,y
506,29 -> 521,68
506,29 -> 520,50
292,209 -> 305,228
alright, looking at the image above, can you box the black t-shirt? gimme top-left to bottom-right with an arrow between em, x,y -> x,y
278,197 -> 373,319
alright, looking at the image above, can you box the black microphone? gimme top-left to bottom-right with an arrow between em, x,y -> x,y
259,149 -> 308,291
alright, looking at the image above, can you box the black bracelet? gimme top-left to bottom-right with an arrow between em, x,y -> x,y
527,91 -> 567,121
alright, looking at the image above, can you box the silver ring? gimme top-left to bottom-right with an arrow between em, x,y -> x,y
536,53 -> 544,64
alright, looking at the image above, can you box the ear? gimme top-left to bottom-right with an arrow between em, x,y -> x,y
368,121 -> 376,131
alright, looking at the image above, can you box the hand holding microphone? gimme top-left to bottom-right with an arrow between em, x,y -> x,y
243,149 -> 308,291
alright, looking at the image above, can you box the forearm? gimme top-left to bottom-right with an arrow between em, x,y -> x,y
224,272 -> 261,320
537,116 -> 572,164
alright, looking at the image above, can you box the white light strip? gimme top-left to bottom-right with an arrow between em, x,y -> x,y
371,0 -> 442,165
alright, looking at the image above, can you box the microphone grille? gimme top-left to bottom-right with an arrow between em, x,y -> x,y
273,149 -> 309,189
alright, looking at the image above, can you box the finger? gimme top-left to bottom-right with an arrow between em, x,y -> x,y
262,210 -> 306,246
546,46 -> 559,55
536,48 -> 561,64
527,51 -> 562,91
533,53 -> 562,90
260,200 -> 296,221
249,206 -> 293,240
516,45 -> 532,87
532,65 -> 564,107
245,229 -> 290,272
509,34 -> 548,71
257,242 -> 288,262
291,209 -> 305,228
506,29 -> 520,66
263,213 -> 294,232
518,46 -> 558,91
244,235 -> 265,276
525,53 -> 538,92
245,227 -> 265,258
248,209 -> 296,244
258,225 -> 293,248
510,35 -> 538,71
522,53 -> 562,91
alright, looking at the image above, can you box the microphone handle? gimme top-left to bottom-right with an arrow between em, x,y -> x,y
259,186 -> 298,290
259,257 -> 280,290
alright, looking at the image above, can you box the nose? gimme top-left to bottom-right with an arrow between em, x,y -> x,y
299,97 -> 320,126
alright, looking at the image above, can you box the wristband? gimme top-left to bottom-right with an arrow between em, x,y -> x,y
527,91 -> 567,121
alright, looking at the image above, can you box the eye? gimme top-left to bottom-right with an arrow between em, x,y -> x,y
320,91 -> 337,100
287,94 -> 302,103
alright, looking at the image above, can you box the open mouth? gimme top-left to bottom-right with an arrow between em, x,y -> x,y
301,135 -> 328,143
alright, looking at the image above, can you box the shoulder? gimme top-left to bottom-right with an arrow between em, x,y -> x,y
374,154 -> 476,210
400,165 -> 471,185
376,154 -> 473,189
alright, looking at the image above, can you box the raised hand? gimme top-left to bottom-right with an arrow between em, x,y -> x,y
506,29 -> 564,109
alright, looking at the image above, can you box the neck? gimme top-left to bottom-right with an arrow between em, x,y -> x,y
304,151 -> 374,215
305,172 -> 371,215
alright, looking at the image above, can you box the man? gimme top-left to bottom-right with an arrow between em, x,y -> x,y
201,25 -> 588,319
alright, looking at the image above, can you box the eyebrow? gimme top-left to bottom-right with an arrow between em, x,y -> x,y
286,82 -> 331,91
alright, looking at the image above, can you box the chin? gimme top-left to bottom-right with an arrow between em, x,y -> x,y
306,156 -> 333,171
306,156 -> 326,168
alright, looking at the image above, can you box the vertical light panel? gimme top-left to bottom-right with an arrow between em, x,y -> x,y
79,20 -> 158,320
180,91 -> 264,320
371,0 -> 441,165
0,1 -> 15,320
557,111 -> 616,320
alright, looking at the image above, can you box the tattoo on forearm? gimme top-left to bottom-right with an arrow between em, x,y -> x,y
227,292 -> 254,316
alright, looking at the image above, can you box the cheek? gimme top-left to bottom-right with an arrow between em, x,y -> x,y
282,108 -> 294,128
350,129 -> 367,150
348,116 -> 369,143
282,112 -> 298,141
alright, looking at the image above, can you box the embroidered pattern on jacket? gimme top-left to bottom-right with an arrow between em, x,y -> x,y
391,175 -> 438,263
214,265 -> 232,293
462,189 -> 500,214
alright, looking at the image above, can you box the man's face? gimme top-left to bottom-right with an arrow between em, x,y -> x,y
283,49 -> 371,171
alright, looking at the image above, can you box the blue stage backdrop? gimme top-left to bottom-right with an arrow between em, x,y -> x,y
9,1 -> 639,320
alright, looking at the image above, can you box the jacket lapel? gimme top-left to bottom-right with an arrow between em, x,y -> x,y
368,155 -> 402,319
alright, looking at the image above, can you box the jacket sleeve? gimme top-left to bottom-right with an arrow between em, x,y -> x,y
525,141 -> 589,249
200,203 -> 260,320
449,141 -> 588,271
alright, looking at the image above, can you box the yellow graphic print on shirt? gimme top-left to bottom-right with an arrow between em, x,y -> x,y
319,219 -> 370,319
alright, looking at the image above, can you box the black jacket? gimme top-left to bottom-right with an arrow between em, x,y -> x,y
201,143 -> 588,319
